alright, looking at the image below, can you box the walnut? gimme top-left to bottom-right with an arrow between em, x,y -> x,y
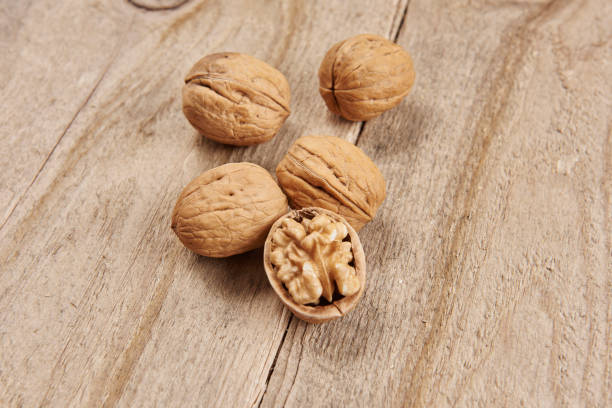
264,208 -> 366,323
276,135 -> 386,231
182,53 -> 291,146
318,33 -> 415,121
171,162 -> 288,257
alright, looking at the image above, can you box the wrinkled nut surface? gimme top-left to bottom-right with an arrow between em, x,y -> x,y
171,162 -> 288,257
276,135 -> 386,231
270,213 -> 360,304
318,33 -> 415,121
182,53 -> 291,146
264,208 -> 366,323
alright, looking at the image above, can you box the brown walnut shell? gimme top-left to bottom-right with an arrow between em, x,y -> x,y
318,33 -> 415,121
182,53 -> 291,146
276,135 -> 386,231
264,207 -> 366,323
171,162 -> 288,257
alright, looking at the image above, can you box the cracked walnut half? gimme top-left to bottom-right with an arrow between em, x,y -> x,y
264,208 -> 366,323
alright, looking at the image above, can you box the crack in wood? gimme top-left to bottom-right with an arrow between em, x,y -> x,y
393,0 -> 410,43
354,121 -> 367,146
282,325 -> 307,408
355,0 -> 410,146
256,315 -> 293,407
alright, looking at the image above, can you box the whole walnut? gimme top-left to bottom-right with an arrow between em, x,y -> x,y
276,135 -> 386,231
182,53 -> 291,146
318,34 -> 415,121
171,163 -> 288,257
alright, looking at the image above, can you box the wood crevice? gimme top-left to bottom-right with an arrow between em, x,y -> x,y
282,325 -> 307,407
354,121 -> 367,146
392,0 -> 410,43
256,315 -> 293,407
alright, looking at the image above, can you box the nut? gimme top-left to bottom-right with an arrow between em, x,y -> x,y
171,162 -> 288,257
276,135 -> 386,231
182,53 -> 291,146
264,208 -> 366,323
270,213 -> 360,304
318,33 -> 415,121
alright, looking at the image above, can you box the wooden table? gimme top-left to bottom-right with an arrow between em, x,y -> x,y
1,1 -> 610,406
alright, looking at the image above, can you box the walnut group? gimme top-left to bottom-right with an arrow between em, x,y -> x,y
173,34 -> 415,322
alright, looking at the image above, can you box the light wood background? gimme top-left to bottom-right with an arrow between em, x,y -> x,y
1,0 -> 610,407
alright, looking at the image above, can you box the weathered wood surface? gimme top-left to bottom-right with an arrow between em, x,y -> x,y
0,0 -> 610,407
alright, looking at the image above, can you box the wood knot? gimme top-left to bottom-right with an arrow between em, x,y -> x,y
127,0 -> 190,11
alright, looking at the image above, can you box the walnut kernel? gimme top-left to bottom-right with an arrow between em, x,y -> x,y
264,208 -> 366,323
270,214 -> 360,305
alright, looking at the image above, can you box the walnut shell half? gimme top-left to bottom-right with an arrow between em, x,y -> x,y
276,135 -> 386,231
171,162 -> 288,257
318,34 -> 415,121
264,208 -> 366,323
182,53 -> 291,146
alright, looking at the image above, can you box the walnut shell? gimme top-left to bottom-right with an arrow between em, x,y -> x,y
264,208 -> 366,323
276,135 -> 386,231
318,34 -> 415,121
171,163 -> 288,257
182,53 -> 291,146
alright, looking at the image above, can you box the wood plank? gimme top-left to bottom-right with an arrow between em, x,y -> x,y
0,0 -> 409,406
0,1 -> 133,227
261,0 -> 612,407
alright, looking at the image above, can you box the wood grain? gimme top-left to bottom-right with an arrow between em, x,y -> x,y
262,1 -> 612,407
0,0 -> 610,407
